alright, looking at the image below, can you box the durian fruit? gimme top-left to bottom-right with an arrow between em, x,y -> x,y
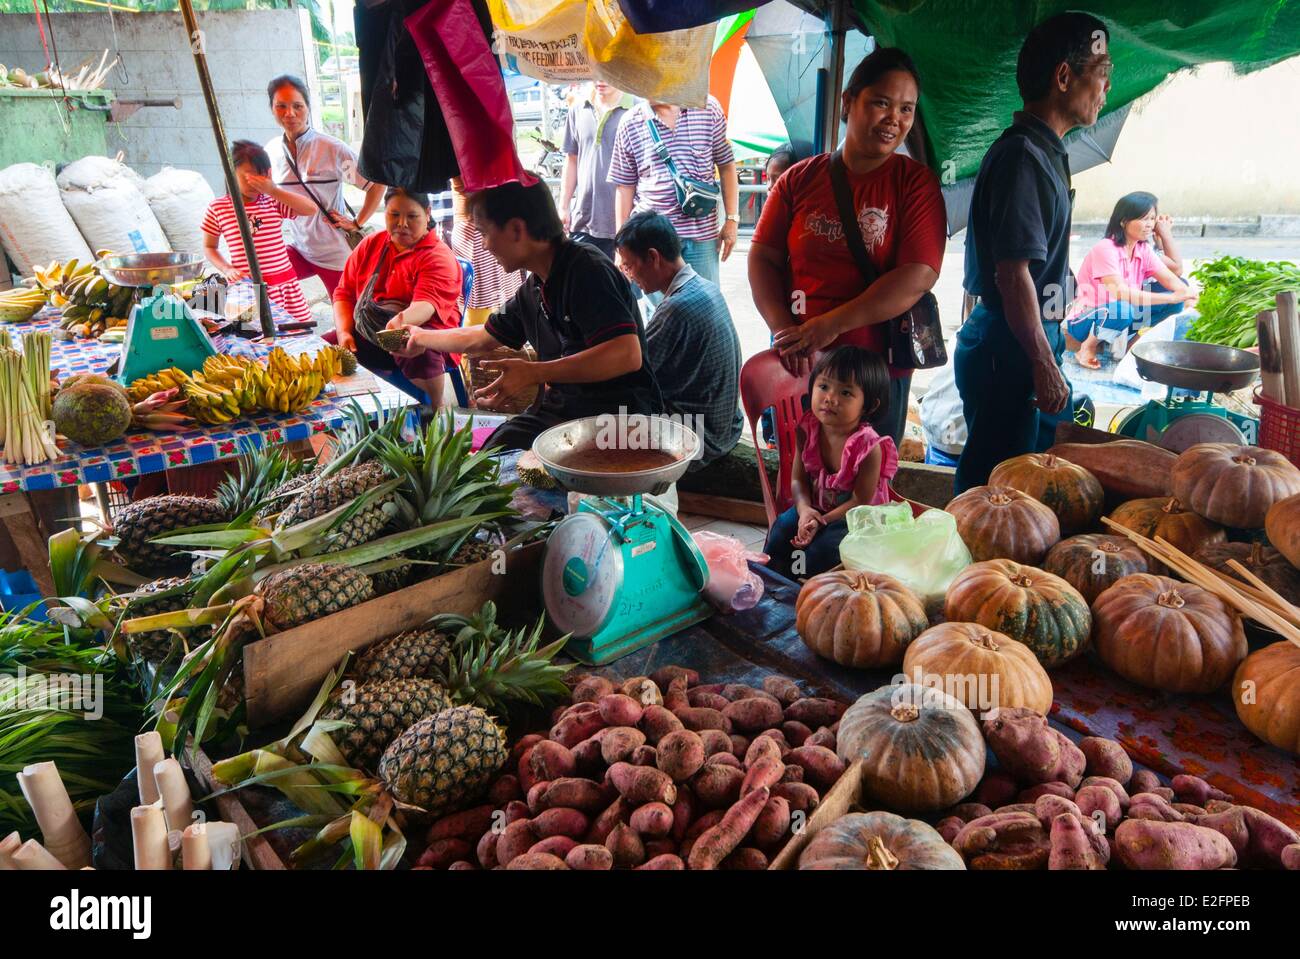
516,450 -> 556,489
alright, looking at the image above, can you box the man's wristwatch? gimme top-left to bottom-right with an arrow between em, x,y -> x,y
725,213 -> 740,223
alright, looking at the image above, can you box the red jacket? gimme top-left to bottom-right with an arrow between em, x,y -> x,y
334,229 -> 462,331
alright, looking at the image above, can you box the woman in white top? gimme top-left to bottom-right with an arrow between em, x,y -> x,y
263,75 -> 386,298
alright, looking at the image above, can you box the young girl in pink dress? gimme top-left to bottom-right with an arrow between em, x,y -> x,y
764,346 -> 899,579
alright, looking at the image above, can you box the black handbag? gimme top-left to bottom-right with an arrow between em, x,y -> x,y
352,244 -> 404,347
646,118 -> 720,219
828,149 -> 946,370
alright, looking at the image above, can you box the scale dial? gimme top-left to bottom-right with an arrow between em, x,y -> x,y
542,512 -> 624,638
1149,413 -> 1245,452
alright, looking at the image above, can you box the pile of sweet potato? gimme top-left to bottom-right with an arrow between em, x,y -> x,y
935,706 -> 1300,870
413,667 -> 849,870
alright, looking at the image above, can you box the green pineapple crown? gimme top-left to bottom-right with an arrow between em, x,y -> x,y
214,443 -> 315,521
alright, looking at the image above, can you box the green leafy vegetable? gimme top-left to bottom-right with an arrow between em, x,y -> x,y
1186,255 -> 1300,348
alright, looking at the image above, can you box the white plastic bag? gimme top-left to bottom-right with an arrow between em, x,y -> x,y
839,502 -> 972,614
143,168 -> 214,255
57,156 -> 171,255
1114,316 -> 1181,400
693,530 -> 768,613
919,360 -> 966,455
0,162 -> 94,276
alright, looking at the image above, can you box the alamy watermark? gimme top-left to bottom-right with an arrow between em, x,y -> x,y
0,666 -> 104,720
593,409 -> 707,462
890,667 -> 1003,716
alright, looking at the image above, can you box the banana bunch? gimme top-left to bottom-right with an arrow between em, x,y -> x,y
255,348 -> 339,413
34,259 -> 133,338
0,286 -> 49,323
127,367 -> 192,403
182,375 -> 245,425
200,354 -> 256,389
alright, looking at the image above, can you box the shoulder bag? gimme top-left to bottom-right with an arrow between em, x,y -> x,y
282,138 -> 372,250
645,118 -> 720,219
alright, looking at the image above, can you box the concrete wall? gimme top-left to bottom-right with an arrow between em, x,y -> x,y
0,9 -> 313,194
1073,59 -> 1300,220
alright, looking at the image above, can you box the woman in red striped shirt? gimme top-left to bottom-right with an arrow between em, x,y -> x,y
201,140 -> 318,324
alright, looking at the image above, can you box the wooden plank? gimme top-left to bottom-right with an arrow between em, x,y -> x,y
769,760 -> 864,870
243,542 -> 544,727
678,491 -> 769,525
678,512 -> 714,532
189,746 -> 286,871
0,493 -> 55,597
694,518 -> 768,544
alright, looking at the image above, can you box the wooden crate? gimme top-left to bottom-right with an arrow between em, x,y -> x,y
242,541 -> 543,727
768,759 -> 865,870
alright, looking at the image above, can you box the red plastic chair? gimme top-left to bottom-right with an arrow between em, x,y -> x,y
739,348 -> 809,525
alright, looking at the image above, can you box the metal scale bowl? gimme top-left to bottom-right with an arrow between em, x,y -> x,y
98,253 -> 218,385
533,415 -> 711,665
1113,340 -> 1261,451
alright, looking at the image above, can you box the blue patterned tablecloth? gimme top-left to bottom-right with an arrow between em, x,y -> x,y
0,302 -> 409,493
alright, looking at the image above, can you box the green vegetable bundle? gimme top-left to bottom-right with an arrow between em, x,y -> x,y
1186,255 -> 1300,348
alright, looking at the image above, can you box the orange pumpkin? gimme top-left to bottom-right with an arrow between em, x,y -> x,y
1093,573 -> 1246,694
1107,497 -> 1225,572
1171,443 -> 1300,529
1233,641 -> 1300,754
1266,492 -> 1300,569
1044,534 -> 1149,604
902,622 -> 1052,717
989,453 -> 1105,535
1193,541 -> 1300,607
947,485 -> 1060,565
943,560 -> 1091,668
795,570 -> 929,668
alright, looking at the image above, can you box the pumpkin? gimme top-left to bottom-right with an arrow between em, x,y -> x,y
836,683 -> 986,813
1193,541 -> 1300,608
795,570 -> 929,668
902,622 -> 1052,717
1171,443 -> 1300,529
946,485 -> 1060,565
1092,573 -> 1246,694
1107,497 -> 1225,572
1233,641 -> 1300,754
1043,533 -> 1149,604
943,559 -> 1092,668
798,811 -> 966,870
989,453 -> 1105,535
1266,492 -> 1300,569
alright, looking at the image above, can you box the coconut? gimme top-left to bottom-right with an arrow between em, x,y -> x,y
52,382 -> 132,446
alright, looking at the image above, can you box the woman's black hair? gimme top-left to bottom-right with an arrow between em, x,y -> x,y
267,74 -> 311,107
1104,191 -> 1158,246
231,139 -> 271,175
384,186 -> 432,213
1016,12 -> 1109,102
809,346 -> 891,423
842,47 -> 921,120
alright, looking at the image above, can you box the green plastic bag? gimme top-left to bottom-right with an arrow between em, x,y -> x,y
839,502 -> 972,612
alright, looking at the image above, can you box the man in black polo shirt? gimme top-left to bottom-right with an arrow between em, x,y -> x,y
954,12 -> 1112,493
399,180 -> 662,452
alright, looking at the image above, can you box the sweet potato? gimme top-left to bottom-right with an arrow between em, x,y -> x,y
670,786 -> 695,841
532,807 -> 590,840
687,689 -> 731,711
782,721 -> 813,746
517,746 -> 540,794
783,697 -> 847,728
418,838 -> 471,869
772,781 -> 820,814
673,706 -> 732,733
741,756 -> 784,797
606,762 -> 677,805
496,819 -> 538,867
506,852 -> 569,870
649,666 -> 699,690
630,745 -> 657,767
1196,806 -> 1300,868
503,800 -> 529,824
1018,782 -> 1075,804
1187,808 -> 1250,859
550,708 -> 606,749
1049,813 -> 1109,870
1033,794 -> 1084,829
638,705 -> 685,745
721,684 -> 763,701
662,677 -> 690,712
586,797 -> 630,844
572,675 -> 616,703
757,728 -> 790,747
549,704 -> 567,725
752,795 -> 792,850
526,781 -> 550,815
448,860 -> 475,871
1046,440 -> 1174,502
698,729 -> 733,757
729,734 -> 750,757
476,829 -> 500,869
688,786 -> 771,870
656,729 -> 706,782
721,847 -> 769,870
1283,844 -> 1300,871
981,707 -> 1084,787
565,843 -> 614,870
621,676 -> 663,706
785,745 -> 846,792
779,764 -> 804,784
1173,803 -> 1207,818
427,805 -> 495,843
509,733 -> 546,769
1078,737 -> 1132,786
763,675 -> 803,705
637,853 -> 685,870
629,802 -> 674,838
488,774 -> 522,806
693,763 -> 745,808
605,822 -> 646,868
1127,793 -> 1185,823
1205,799 -> 1236,814
1130,769 -> 1162,795
1076,784 -> 1123,834
936,816 -> 966,842
953,812 -> 1050,870
572,736 -> 605,774
805,727 -> 836,751
1115,819 -> 1237,870
692,683 -> 726,696
1080,776 -> 1131,812
597,693 -> 645,728
1171,774 -> 1231,807
644,839 -> 678,859
705,752 -> 742,769
993,803 -> 1038,816
744,735 -> 784,770
972,771 -> 1019,809
529,835 -> 579,859
598,726 -> 647,765
947,803 -> 994,823
685,809 -> 727,840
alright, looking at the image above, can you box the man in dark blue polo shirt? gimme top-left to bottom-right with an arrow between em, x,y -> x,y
955,12 -> 1113,493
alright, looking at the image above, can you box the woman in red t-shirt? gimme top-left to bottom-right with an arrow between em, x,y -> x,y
749,47 -> 947,444
328,188 -> 463,406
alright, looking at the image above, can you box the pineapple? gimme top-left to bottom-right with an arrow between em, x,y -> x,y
257,563 -> 374,630
377,705 -> 508,814
369,563 -> 412,596
450,538 -> 497,566
320,677 -> 453,770
275,460 -> 394,552
352,625 -> 453,684
120,577 -> 209,663
214,446 -> 314,520
112,495 -> 231,574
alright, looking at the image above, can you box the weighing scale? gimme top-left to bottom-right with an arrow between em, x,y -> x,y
1112,340 -> 1260,451
533,415 -> 712,665
97,253 -> 217,385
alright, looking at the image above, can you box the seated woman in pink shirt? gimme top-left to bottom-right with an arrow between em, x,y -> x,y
1065,192 -> 1196,369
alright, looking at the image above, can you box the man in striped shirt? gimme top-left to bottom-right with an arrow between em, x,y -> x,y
609,96 -> 739,287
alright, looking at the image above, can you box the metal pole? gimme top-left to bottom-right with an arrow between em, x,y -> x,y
178,0 -> 275,339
